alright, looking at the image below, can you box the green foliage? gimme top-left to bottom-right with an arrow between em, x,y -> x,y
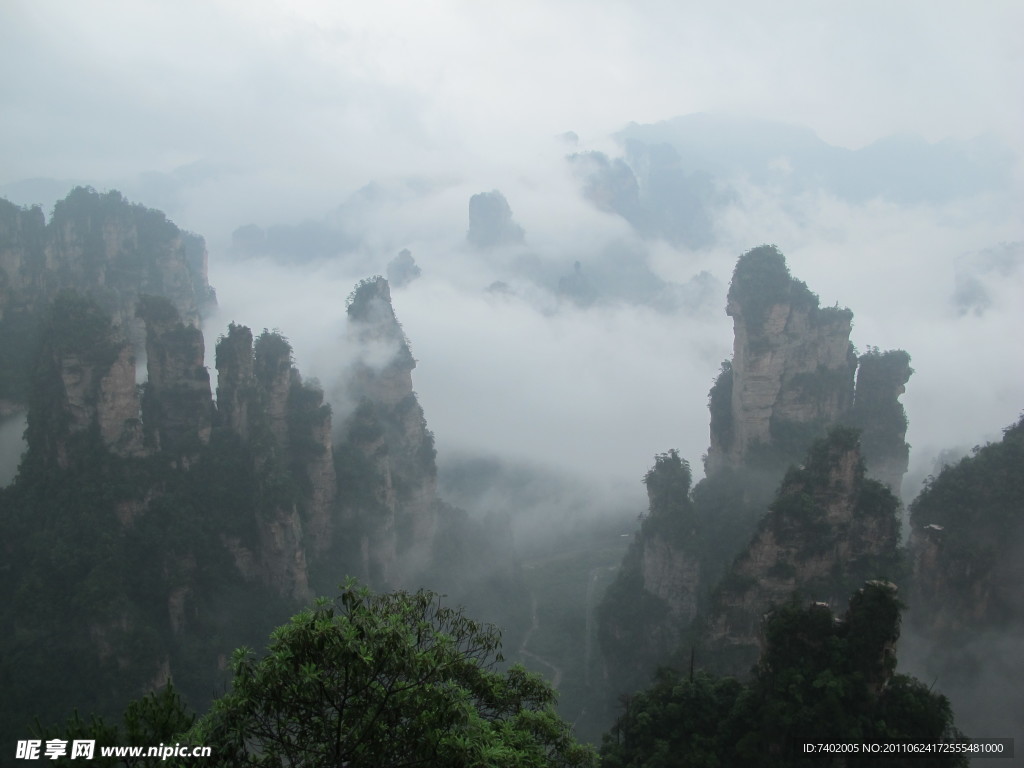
602,584 -> 966,768
0,307 -> 43,401
727,245 -> 818,331
641,449 -> 694,543
187,583 -> 598,767
601,669 -> 743,768
909,415 -> 1024,620
848,349 -> 913,467
253,329 -> 293,382
135,293 -> 181,327
345,274 -> 388,315
706,360 -> 734,453
643,450 -> 692,511
32,681 -> 195,767
46,291 -> 124,364
597,538 -> 674,694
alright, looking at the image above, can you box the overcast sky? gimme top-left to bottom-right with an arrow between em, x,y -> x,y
2,0 -> 1022,507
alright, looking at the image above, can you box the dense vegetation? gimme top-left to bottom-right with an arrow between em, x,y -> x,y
33,585 -> 597,767
602,583 -> 966,768
726,244 -> 820,331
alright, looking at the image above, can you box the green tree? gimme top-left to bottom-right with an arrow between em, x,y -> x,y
602,583 -> 966,768
186,582 -> 597,767
31,681 -> 195,767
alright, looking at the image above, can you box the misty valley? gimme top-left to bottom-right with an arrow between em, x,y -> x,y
1,122 -> 1022,766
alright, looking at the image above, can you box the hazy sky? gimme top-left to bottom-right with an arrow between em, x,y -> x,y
3,1 -> 1022,185
2,0 -> 1022,505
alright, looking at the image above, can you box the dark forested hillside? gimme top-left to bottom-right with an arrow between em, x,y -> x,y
0,190 -> 525,748
602,583 -> 966,768
906,415 -> 1024,751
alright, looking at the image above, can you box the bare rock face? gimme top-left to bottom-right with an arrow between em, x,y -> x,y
215,326 -> 337,598
847,349 -> 913,495
706,245 -> 912,495
253,332 -> 293,450
27,293 -> 146,467
214,323 -> 256,442
0,200 -> 47,317
137,295 -> 213,458
703,428 -> 900,674
341,277 -> 438,587
640,535 -> 700,627
255,503 -> 311,603
598,450 -> 701,693
0,189 -> 214,349
95,344 -> 147,456
707,245 -> 857,474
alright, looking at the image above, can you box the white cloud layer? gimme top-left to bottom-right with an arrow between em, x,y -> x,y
2,0 -> 1022,508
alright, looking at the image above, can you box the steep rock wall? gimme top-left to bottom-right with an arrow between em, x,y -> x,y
707,245 -> 857,473
703,429 -> 901,674
0,189 -> 214,345
137,296 -> 213,459
339,276 -> 438,587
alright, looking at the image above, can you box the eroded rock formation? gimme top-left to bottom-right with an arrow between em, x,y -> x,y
706,245 -> 857,473
25,293 -> 146,467
137,295 -> 213,459
339,276 -> 439,587
466,190 -> 525,248
0,188 -> 213,347
600,245 -> 912,693
703,428 -> 901,673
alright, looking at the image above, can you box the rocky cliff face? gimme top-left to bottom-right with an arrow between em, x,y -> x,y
706,246 -> 912,494
601,245 -> 912,693
25,293 -> 147,467
703,428 -> 900,674
137,296 -> 213,460
847,349 -> 913,495
598,450 -> 702,693
0,189 -> 215,420
214,326 -> 341,597
339,276 -> 439,587
0,193 -> 511,741
706,245 -> 857,474
0,188 -> 213,343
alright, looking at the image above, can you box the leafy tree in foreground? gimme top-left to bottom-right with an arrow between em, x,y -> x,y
185,582 -> 597,767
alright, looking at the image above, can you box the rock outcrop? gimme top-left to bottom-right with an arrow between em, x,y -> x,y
386,248 -> 421,287
600,245 -> 912,693
338,276 -> 438,587
25,293 -> 146,467
466,190 -> 525,248
706,245 -> 912,494
904,416 -> 1024,749
598,450 -> 702,693
0,189 -> 215,417
137,295 -> 213,460
846,349 -> 913,495
215,326 -> 339,594
703,428 -> 901,674
706,245 -> 857,474
0,188 -> 213,344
